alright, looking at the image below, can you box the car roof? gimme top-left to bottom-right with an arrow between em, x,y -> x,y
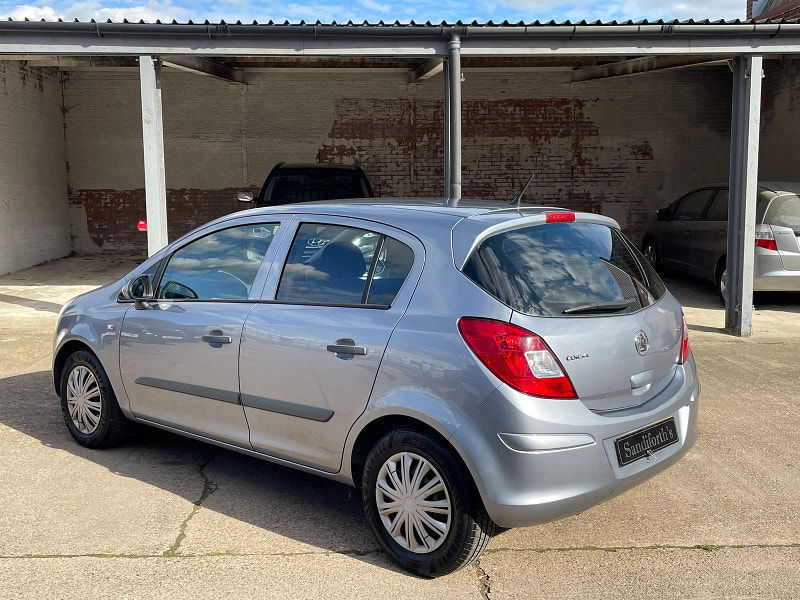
273,163 -> 364,172
706,181 -> 800,195
234,198 -> 567,221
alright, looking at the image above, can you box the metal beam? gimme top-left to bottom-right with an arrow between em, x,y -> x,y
443,59 -> 451,198
5,23 -> 800,57
446,34 -> 462,204
725,54 -> 763,336
161,56 -> 244,84
571,55 -> 724,82
412,57 -> 443,81
139,56 -> 169,256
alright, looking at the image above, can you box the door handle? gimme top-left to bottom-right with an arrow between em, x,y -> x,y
202,330 -> 232,345
326,338 -> 367,356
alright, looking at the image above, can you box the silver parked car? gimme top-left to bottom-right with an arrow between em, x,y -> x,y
642,182 -> 800,298
54,200 -> 699,577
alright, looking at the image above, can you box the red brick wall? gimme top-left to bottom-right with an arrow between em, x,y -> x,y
65,69 -> 733,253
749,0 -> 800,19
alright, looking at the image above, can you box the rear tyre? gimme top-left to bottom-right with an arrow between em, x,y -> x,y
716,261 -> 727,305
361,428 -> 495,578
59,350 -> 131,449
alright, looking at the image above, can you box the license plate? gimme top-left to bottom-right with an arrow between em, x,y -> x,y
614,418 -> 679,467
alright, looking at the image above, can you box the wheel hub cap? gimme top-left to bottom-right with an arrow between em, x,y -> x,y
66,366 -> 102,434
375,451 -> 452,554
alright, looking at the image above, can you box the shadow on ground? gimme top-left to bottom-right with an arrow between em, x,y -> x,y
0,369 -> 412,571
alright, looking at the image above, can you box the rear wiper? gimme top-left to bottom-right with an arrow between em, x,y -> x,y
562,300 -> 637,315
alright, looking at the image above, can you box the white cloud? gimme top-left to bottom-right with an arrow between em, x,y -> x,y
2,4 -> 63,19
503,0 -> 746,20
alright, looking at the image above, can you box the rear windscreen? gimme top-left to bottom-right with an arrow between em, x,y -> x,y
263,172 -> 368,205
764,194 -> 800,234
463,222 -> 667,317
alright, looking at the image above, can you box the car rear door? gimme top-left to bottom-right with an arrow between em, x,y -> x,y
662,188 -> 716,274
119,217 -> 288,446
238,216 -> 423,472
692,188 -> 728,280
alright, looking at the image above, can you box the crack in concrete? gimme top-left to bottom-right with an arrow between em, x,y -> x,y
475,558 -> 492,599
0,549 -> 383,560
163,452 -> 220,557
485,542 -> 800,555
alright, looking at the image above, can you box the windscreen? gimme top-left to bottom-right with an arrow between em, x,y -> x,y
764,194 -> 800,234
263,171 -> 368,205
463,222 -> 667,317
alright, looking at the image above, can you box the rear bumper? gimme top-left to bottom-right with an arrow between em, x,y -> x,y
753,253 -> 800,292
451,356 -> 700,528
754,270 -> 800,292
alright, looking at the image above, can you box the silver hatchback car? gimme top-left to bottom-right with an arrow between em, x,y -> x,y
53,200 -> 699,577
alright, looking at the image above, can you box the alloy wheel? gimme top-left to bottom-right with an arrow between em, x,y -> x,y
66,365 -> 102,434
375,452 -> 452,554
643,243 -> 658,267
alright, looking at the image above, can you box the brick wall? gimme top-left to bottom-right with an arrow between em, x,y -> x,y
0,62 -> 71,275
760,59 -> 800,180
64,66 -> 734,253
748,0 -> 800,19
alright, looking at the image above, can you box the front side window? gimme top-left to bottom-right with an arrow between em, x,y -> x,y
276,223 -> 414,306
156,223 -> 280,300
463,222 -> 666,317
674,189 -> 715,221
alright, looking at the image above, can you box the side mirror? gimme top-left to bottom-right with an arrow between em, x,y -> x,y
237,191 -> 254,203
656,208 -> 671,222
120,274 -> 154,310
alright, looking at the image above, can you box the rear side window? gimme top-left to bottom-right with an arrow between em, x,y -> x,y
463,223 -> 667,317
674,189 -> 715,221
764,194 -> 800,233
276,223 -> 414,306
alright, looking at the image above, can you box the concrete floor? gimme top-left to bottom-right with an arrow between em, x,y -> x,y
0,256 -> 798,599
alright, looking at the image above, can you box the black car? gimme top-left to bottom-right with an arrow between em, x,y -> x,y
239,163 -> 373,207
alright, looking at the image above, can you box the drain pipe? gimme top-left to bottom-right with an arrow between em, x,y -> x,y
447,31 -> 462,205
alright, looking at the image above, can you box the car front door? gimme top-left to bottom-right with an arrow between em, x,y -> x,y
239,216 -> 422,472
119,217 -> 288,446
660,188 -> 716,272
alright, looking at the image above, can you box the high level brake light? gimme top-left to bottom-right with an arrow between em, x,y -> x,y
457,317 -> 577,399
755,224 -> 777,251
544,211 -> 576,223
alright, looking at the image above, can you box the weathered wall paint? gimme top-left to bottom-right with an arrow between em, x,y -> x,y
0,63 -> 71,275
63,67 -> 737,253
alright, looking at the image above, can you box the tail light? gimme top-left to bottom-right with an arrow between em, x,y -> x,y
457,317 -> 577,399
677,310 -> 691,365
136,220 -> 148,232
755,224 -> 777,251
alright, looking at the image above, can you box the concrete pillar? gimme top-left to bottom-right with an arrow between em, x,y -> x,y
139,55 -> 168,256
447,34 -> 462,204
725,54 -> 763,336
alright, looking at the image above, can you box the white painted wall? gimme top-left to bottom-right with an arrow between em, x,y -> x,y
0,62 -> 70,275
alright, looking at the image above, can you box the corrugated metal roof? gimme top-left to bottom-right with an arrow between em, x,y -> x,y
2,18 -> 800,26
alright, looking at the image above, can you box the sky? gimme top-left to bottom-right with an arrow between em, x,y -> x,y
0,0 -> 748,25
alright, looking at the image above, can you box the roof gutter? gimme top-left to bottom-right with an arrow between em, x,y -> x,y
0,21 -> 799,39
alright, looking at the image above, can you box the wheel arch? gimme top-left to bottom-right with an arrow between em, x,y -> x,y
348,412 -> 481,505
53,339 -> 98,394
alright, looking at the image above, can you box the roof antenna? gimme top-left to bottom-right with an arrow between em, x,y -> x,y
511,127 -> 564,211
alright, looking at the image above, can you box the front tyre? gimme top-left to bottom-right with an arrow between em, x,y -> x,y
361,428 -> 495,577
59,350 -> 131,449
